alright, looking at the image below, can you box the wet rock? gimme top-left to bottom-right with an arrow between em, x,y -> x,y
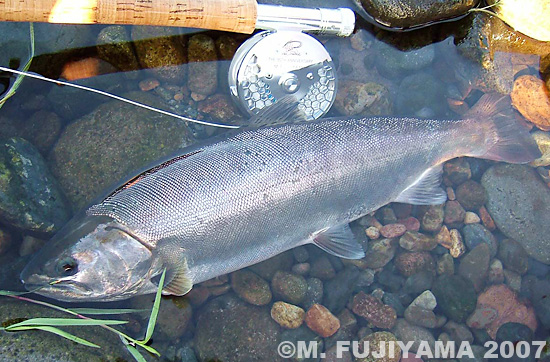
0,137 -> 69,233
466,284 -> 537,339
399,231 -> 437,251
323,267 -> 359,313
231,269 -> 272,306
498,239 -> 529,275
351,291 -> 397,329
478,205 -> 496,231
403,270 -> 433,294
250,251 -> 294,280
363,238 -> 397,269
375,41 -> 435,77
18,235 -> 46,257
305,304 -> 340,337
152,296 -> 193,339
360,0 -> 477,29
400,216 -> 420,231
334,80 -> 392,116
271,301 -> 305,329
280,326 -> 322,362
131,26 -> 187,82
511,75 -> 550,131
380,223 -> 407,238
527,257 -> 549,277
96,25 -> 140,74
449,229 -> 466,258
432,274 -> 477,322
482,164 -> 550,264
404,305 -> 437,328
196,93 -> 242,123
443,321 -> 474,344
383,292 -> 406,317
50,92 -> 193,209
436,225 -> 452,248
410,290 -> 437,310
437,253 -> 455,275
376,267 -> 404,293
444,158 -> 471,185
496,322 -> 535,362
187,34 -> 218,97
458,243 -> 490,292
0,228 -> 12,255
463,211 -> 480,224
293,247 -> 309,263
521,277 -> 550,329
356,331 -> 401,362
530,131 -> 550,167
504,269 -> 522,292
365,226 -> 380,239
271,271 -> 307,305
396,72 -> 446,116
292,263 -> 310,276
488,259 -> 505,285
455,180 -> 486,211
309,256 -> 336,280
304,277 -> 324,310
185,285 -> 210,307
325,308 -> 358,349
195,295 -> 282,362
0,299 -> 129,361
462,223 -> 497,258
322,345 -> 353,362
394,251 -> 435,277
380,206 -> 398,224
444,200 -> 466,227
19,110 -> 62,154
392,318 -> 435,354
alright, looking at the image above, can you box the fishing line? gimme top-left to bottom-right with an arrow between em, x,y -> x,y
0,66 -> 240,130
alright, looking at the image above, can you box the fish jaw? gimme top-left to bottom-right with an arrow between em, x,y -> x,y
21,214 -> 158,302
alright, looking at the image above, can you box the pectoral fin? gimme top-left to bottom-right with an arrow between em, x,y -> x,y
395,164 -> 447,205
312,224 -> 365,259
155,238 -> 193,296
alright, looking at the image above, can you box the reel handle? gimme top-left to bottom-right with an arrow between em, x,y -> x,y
0,0 -> 258,34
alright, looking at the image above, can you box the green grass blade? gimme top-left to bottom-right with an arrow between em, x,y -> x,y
0,22 -> 34,109
125,343 -> 148,362
7,325 -> 100,348
142,268 -> 166,344
69,308 -> 148,315
0,290 -> 33,296
6,317 -> 127,328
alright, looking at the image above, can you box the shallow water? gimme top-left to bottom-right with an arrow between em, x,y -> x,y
0,3 -> 549,362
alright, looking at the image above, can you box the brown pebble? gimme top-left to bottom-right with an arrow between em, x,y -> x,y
478,206 -> 496,231
351,291 -> 397,329
305,304 -> 340,337
185,285 -> 210,306
173,93 -> 184,101
511,75 -> 550,130
449,229 -> 465,258
464,211 -> 481,224
436,226 -> 452,249
365,226 -> 380,240
380,223 -> 407,238
399,217 -> 420,231
446,187 -> 456,201
191,92 -> 207,101
139,78 -> 160,91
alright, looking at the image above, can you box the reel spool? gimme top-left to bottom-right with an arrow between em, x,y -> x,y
229,30 -> 337,121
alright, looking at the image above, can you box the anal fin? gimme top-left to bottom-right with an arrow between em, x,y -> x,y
312,224 -> 365,260
395,164 -> 447,205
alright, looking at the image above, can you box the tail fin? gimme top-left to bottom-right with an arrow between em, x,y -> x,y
465,93 -> 541,163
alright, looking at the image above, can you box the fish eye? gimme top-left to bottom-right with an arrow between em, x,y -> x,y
56,257 -> 78,276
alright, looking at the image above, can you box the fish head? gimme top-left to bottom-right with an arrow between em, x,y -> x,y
21,214 -> 157,302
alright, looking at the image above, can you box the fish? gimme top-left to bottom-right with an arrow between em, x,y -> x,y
20,94 -> 540,302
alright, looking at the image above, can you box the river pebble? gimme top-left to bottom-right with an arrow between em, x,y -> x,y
305,304 -> 340,337
498,238 -> 529,274
271,301 -> 305,329
394,251 -> 435,277
421,204 -> 444,232
356,331 -> 401,362
511,75 -> 550,131
351,291 -> 397,329
455,180 -> 486,211
380,223 -> 407,238
392,318 -> 435,354
432,274 -> 477,322
462,223 -> 497,257
363,238 -> 397,269
482,164 -> 550,264
231,269 -> 272,306
310,256 -> 336,280
444,201 -> 466,227
458,243 -> 490,291
399,231 -> 437,251
463,211 -> 480,224
271,271 -> 307,305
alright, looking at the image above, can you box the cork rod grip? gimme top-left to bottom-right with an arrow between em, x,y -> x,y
0,0 -> 258,33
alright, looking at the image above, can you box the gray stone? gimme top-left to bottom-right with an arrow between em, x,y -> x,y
482,164 -> 550,264
462,223 -> 498,258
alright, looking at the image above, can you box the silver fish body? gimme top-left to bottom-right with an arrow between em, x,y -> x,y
21,94 -> 540,301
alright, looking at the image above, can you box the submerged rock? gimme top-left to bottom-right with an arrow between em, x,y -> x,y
481,164 -> 550,264
49,92 -> 194,209
432,274 -> 477,322
195,294 -> 282,362
0,137 -> 69,233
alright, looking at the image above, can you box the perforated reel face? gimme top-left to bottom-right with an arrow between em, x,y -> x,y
229,31 -> 337,121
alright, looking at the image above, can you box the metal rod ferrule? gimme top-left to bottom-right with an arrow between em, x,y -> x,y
256,5 -> 355,37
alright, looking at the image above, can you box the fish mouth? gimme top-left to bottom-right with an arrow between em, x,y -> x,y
22,273 -> 95,298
